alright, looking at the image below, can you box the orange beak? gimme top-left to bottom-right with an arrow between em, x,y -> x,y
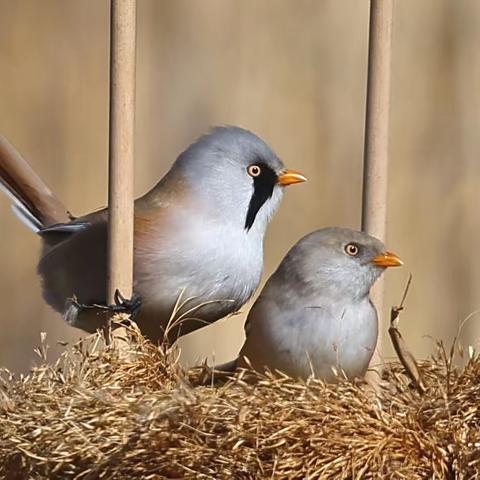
277,169 -> 307,186
371,251 -> 403,268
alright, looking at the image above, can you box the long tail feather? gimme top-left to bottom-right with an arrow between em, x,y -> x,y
0,135 -> 71,229
0,178 -> 42,231
12,203 -> 43,232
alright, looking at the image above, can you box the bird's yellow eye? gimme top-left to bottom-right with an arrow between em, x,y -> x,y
345,243 -> 359,256
247,164 -> 262,177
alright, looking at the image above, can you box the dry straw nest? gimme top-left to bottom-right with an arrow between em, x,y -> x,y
0,327 -> 479,480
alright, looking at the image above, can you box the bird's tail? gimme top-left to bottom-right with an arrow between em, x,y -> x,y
211,357 -> 239,381
196,357 -> 239,386
0,135 -> 71,231
213,358 -> 239,374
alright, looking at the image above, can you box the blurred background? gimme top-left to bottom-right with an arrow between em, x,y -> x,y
1,0 -> 479,373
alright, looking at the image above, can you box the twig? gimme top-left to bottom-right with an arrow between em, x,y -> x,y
388,274 -> 426,394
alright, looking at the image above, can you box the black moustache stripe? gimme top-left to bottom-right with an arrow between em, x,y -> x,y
245,167 -> 277,231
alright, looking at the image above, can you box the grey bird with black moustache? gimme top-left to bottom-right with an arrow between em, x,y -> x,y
0,126 -> 306,342
219,227 -> 402,381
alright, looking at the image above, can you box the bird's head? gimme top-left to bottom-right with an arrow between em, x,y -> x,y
286,227 -> 403,301
170,126 -> 306,236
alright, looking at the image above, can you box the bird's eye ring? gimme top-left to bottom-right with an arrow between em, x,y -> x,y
247,164 -> 262,177
345,243 -> 359,256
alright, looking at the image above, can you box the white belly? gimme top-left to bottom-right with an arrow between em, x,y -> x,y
134,217 -> 264,340
242,297 -> 378,382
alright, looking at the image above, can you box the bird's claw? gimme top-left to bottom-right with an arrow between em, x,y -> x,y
64,291 -> 142,325
110,289 -> 142,320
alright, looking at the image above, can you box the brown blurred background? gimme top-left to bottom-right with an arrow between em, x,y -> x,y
1,0 -> 479,373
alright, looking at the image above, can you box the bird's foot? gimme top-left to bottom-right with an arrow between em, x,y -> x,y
64,290 -> 142,327
110,289 -> 142,320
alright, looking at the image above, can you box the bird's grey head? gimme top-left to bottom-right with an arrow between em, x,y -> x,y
169,126 -> 306,236
282,227 -> 403,301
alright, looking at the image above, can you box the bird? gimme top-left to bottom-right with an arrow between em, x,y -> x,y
0,126 -> 306,342
216,227 -> 402,382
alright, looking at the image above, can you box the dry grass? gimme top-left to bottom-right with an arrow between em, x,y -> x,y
0,327 -> 479,480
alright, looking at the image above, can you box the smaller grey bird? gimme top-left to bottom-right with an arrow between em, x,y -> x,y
218,227 -> 403,382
